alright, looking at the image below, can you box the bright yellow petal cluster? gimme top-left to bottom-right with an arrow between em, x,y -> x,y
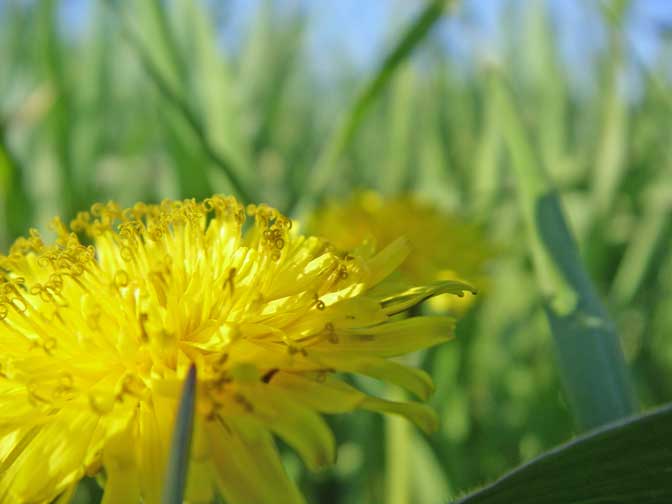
309,192 -> 493,314
0,196 -> 471,504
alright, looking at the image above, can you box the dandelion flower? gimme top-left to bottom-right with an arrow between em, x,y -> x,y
0,196 -> 472,504
309,192 -> 493,314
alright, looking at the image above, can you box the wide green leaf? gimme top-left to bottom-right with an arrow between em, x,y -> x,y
454,403 -> 672,503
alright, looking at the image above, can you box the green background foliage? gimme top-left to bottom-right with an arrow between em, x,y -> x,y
1,1 -> 671,502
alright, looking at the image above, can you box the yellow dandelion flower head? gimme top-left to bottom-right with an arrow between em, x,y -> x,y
0,196 -> 472,504
309,191 -> 494,315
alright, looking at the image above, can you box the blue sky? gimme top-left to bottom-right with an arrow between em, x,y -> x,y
219,1 -> 670,56
215,0 -> 672,93
54,0 -> 672,88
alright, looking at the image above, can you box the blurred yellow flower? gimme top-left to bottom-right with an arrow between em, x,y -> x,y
0,196 -> 471,504
309,192 -> 493,315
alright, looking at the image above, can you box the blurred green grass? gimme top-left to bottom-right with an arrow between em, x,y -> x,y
1,1 -> 672,503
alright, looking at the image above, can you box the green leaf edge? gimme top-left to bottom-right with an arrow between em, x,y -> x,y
453,403 -> 672,503
161,364 -> 197,504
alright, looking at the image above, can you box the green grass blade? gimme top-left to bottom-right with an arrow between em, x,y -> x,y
591,58 -> 627,218
300,0 -> 451,208
472,74 -> 502,214
238,3 -> 306,156
591,0 -> 630,218
382,65 -> 415,194
610,184 -> 672,307
453,403 -> 672,503
385,389 -> 412,504
0,123 -> 32,246
105,1 -> 255,203
162,365 -> 197,504
175,0 -> 255,188
492,73 -> 637,430
149,0 -> 188,86
523,0 -> 568,183
161,109 -> 215,200
39,0 -> 79,218
409,430 -> 451,504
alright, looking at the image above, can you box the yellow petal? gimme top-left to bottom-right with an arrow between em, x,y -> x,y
361,397 -> 439,434
138,402 -> 169,504
0,426 -> 39,474
206,418 -> 305,504
324,316 -> 455,357
0,412 -> 98,503
379,280 -> 476,315
54,483 -> 77,504
266,252 -> 338,299
243,385 -> 336,470
267,373 -> 437,432
323,296 -> 387,328
365,237 -> 410,287
185,419 -> 215,504
310,353 -> 435,400
102,418 -> 140,504
269,372 -> 365,413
